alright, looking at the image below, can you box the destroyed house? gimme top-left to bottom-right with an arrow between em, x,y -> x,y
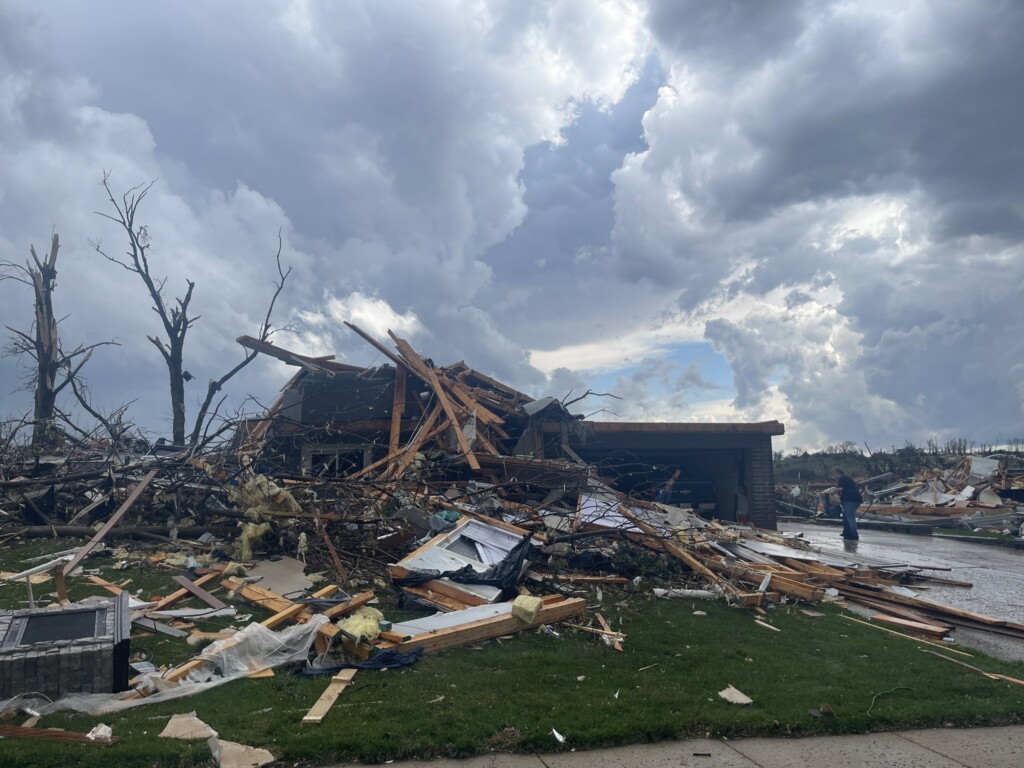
238,328 -> 785,529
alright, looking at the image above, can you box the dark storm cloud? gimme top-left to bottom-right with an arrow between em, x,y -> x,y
646,0 -> 809,75
603,0 -> 1024,446
0,0 -> 648,432
4,0 -> 1023,450
647,1 -> 1024,239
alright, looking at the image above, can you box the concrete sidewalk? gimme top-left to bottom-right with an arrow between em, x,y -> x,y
378,726 -> 1024,768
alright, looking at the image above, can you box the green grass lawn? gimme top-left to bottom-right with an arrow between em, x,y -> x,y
934,528 -> 1020,541
3,540 -> 1024,766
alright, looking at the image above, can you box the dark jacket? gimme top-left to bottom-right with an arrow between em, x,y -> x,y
836,473 -> 863,504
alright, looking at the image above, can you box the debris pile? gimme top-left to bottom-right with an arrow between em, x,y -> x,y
779,457 -> 1024,536
2,325 -> 1024,736
862,455 -> 1016,512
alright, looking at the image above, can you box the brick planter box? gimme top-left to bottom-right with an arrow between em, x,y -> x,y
0,592 -> 130,701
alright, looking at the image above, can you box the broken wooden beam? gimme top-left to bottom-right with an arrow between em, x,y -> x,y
152,568 -> 225,611
595,611 -> 623,651
388,332 -> 481,471
171,574 -> 228,610
61,469 -> 158,577
376,597 -> 585,655
302,669 -> 358,723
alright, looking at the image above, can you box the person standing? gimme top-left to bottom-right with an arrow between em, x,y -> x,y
832,466 -> 862,540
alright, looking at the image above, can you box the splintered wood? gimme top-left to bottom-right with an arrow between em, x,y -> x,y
248,321 -> 536,481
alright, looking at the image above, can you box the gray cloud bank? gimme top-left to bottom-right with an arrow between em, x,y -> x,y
1,1 -> 1021,449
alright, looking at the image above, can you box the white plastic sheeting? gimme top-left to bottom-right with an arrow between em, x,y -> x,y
0,615 -> 329,716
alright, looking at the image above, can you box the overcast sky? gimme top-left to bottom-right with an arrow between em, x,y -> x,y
1,0 -> 1022,451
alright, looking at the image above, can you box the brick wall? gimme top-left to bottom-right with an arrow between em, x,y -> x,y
748,438 -> 777,529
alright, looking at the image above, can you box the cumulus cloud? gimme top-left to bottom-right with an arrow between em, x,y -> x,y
601,0 -> 1024,447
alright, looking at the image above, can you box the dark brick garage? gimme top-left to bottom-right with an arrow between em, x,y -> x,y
543,420 -> 785,529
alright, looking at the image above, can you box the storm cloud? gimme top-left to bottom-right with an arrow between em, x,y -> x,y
1,1 -> 1021,450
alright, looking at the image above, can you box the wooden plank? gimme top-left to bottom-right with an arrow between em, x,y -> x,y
221,576 -> 339,625
260,585 -> 339,629
237,334 -> 364,373
347,402 -> 444,480
189,630 -> 235,642
399,583 -> 473,612
164,583 -> 339,683
922,650 -> 1024,686
710,560 -> 823,601
302,669 -> 358,723
762,574 -> 824,601
62,469 -> 158,577
389,366 -> 406,456
870,614 -> 952,638
323,590 -> 376,620
387,405 -> 445,478
171,574 -> 227,610
222,576 -> 296,614
847,575 -> 900,587
86,575 -> 124,595
0,724 -> 118,745
378,629 -> 413,643
558,575 -> 629,585
843,595 -> 938,625
740,592 -> 766,607
566,623 -> 627,638
441,377 -> 505,426
152,569 -> 224,611
456,508 -> 542,540
783,558 -> 848,578
595,612 -> 623,652
838,614 -> 973,657
316,516 -> 349,582
379,598 -> 585,654
837,583 -> 1024,638
53,566 -> 69,603
390,333 -> 480,471
473,427 -> 503,457
343,321 -> 414,371
389,565 -> 489,608
232,582 -> 353,657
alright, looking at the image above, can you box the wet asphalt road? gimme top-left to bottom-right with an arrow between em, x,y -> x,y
779,522 -> 1024,661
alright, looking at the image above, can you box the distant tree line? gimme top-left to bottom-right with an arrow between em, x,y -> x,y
773,437 -> 1024,484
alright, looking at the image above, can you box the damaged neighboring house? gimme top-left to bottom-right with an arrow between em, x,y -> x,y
237,325 -> 785,529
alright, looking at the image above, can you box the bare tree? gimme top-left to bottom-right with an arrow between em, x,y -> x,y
94,173 -> 292,447
2,233 -> 116,450
187,233 -> 291,448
